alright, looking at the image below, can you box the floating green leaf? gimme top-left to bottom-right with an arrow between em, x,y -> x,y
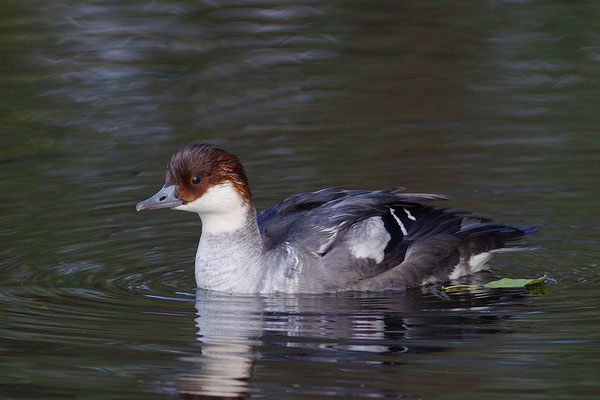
483,275 -> 547,288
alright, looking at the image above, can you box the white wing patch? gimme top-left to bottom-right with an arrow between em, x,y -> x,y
348,217 -> 391,263
389,208 -> 407,235
404,208 -> 416,221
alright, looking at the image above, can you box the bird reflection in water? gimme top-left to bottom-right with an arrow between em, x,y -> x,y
173,279 -> 531,399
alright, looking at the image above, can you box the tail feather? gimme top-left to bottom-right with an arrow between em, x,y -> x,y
448,224 -> 538,280
490,244 -> 540,253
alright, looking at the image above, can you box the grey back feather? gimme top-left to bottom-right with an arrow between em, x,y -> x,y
257,187 -> 448,252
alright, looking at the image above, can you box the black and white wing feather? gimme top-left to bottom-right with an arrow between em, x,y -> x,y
257,187 -> 447,253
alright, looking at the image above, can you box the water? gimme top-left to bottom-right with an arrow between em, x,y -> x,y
1,0 -> 599,398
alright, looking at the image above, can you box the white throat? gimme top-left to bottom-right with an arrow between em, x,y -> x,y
174,182 -> 251,234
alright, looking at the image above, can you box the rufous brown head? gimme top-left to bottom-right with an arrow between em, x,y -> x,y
136,144 -> 251,212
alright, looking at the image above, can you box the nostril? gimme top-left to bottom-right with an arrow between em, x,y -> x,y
159,196 -> 166,201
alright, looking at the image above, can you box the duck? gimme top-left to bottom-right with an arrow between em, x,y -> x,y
136,143 -> 536,294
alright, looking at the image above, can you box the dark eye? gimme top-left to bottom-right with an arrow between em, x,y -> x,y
191,176 -> 202,185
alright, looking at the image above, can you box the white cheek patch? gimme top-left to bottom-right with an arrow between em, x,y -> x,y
348,217 -> 391,263
175,182 -> 249,234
